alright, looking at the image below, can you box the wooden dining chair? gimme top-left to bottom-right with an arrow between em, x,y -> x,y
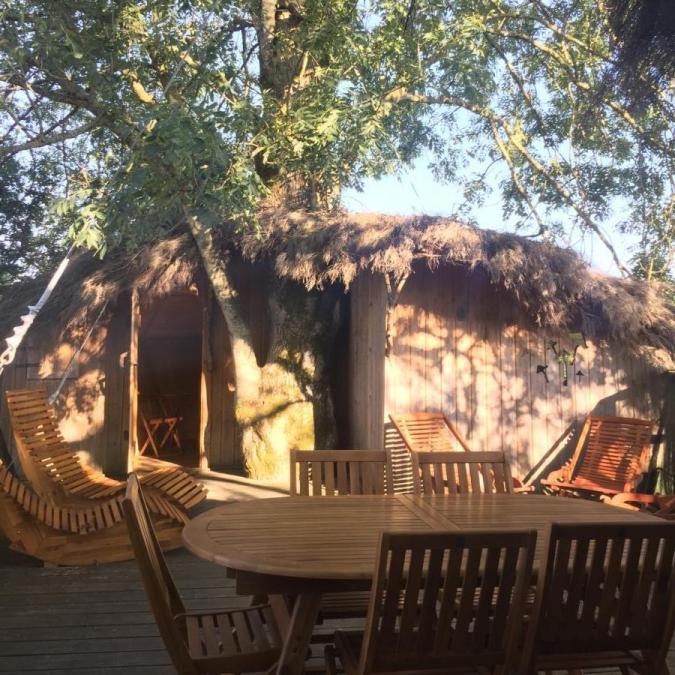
522,521 -> 675,675
289,449 -> 394,623
326,529 -> 537,675
411,450 -> 515,495
290,449 -> 393,496
122,474 -> 282,675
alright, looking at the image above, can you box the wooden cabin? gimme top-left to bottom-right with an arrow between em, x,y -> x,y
0,210 -> 672,483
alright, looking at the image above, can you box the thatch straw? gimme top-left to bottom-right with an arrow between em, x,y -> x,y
240,206 -> 675,370
0,207 -> 673,371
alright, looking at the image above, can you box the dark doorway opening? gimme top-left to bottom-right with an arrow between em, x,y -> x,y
138,292 -> 202,467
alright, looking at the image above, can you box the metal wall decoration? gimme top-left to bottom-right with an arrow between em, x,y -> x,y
536,332 -> 587,386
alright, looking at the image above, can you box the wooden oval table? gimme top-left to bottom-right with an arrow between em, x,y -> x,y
182,493 -> 654,675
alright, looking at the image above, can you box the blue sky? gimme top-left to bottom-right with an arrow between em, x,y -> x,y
342,155 -> 635,277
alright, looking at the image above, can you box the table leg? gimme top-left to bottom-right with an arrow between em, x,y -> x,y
272,592 -> 322,675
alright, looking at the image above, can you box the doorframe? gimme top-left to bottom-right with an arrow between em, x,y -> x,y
127,287 -> 140,472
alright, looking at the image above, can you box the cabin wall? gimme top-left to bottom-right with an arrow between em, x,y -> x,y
350,265 -> 660,480
0,314 -> 112,472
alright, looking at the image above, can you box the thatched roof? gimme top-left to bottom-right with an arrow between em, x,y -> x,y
1,207 -> 673,371
241,206 -> 675,370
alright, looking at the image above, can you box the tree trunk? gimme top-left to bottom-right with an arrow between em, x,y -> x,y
188,214 -> 336,481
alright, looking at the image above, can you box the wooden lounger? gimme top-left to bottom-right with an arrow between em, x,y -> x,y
0,460 -> 184,565
389,412 -> 472,453
5,387 -> 207,510
540,415 -> 654,498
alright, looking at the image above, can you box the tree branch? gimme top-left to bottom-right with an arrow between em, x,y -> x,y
1,118 -> 99,159
385,88 -> 631,275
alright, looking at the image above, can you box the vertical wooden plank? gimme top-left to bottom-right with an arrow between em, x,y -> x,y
127,288 -> 140,473
198,292 -> 211,470
530,332 -> 550,467
500,324 -> 518,472
349,273 -> 387,449
101,295 -> 131,475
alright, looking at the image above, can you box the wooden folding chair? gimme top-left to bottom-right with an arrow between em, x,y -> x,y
411,450 -> 515,495
541,415 -> 654,498
290,449 -> 394,496
123,474 -> 282,675
389,412 -> 472,453
326,529 -> 537,675
139,394 -> 183,457
523,521 -> 675,674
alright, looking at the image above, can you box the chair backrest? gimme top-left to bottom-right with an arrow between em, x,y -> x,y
570,416 -> 654,491
360,529 -> 536,675
525,522 -> 675,670
290,450 -> 393,496
389,412 -> 471,454
412,451 -> 514,495
122,474 -> 194,674
5,387 -> 78,501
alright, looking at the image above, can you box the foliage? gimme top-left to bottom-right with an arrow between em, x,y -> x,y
0,156 -> 65,290
0,0 -> 672,281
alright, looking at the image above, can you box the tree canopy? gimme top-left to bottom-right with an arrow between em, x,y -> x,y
1,0 -> 673,283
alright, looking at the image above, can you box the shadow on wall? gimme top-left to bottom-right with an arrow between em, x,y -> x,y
384,264 -> 666,486
521,378 -> 668,489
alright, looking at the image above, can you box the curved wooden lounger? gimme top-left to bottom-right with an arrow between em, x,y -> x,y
0,460 -> 185,565
5,387 -> 207,510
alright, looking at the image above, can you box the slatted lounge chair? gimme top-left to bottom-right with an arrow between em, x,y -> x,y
389,411 -> 472,453
411,450 -> 515,495
523,522 -> 675,674
123,474 -> 282,675
5,387 -> 207,510
540,415 -> 654,498
0,460 -> 184,565
325,529 -> 536,675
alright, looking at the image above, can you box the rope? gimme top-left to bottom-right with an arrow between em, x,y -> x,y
48,300 -> 109,405
0,243 -> 76,377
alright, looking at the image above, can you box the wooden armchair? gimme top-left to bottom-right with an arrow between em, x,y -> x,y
540,415 -> 654,498
123,474 -> 282,675
290,449 -> 393,496
326,529 -> 536,675
411,450 -> 515,495
523,521 -> 675,674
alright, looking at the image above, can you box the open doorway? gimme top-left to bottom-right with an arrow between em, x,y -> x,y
137,292 -> 202,467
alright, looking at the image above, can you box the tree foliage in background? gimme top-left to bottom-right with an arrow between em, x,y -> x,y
1,0 -> 672,281
603,0 -> 674,108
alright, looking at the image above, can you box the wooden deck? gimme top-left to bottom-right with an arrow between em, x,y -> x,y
1,468 -> 675,674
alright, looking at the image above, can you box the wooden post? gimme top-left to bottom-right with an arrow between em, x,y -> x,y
349,273 -> 387,450
198,291 -> 212,471
127,288 -> 140,473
